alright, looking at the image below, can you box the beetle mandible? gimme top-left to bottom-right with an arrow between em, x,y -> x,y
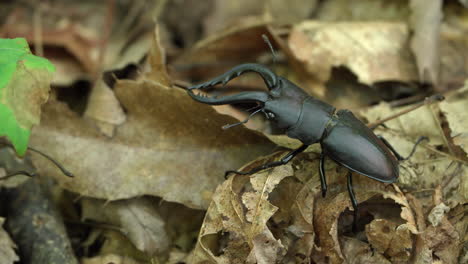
186,61 -> 429,229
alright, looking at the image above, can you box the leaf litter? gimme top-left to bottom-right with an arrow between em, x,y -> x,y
0,0 -> 467,263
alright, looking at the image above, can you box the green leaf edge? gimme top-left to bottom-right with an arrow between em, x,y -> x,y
0,38 -> 55,156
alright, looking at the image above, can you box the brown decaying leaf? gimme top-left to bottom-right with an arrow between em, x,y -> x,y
314,165 -> 418,263
440,83 -> 468,158
340,237 -> 391,264
84,78 -> 127,137
288,21 -> 418,85
188,156 -> 296,263
409,0 -> 443,86
365,219 -> 413,263
0,218 -> 18,264
81,197 -> 169,256
189,151 -> 421,263
30,81 -> 273,209
81,254 -> 143,264
176,16 -> 272,71
315,0 -> 410,21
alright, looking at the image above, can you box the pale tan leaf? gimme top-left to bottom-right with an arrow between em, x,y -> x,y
30,82 -> 273,209
365,219 -> 413,263
81,254 -> 143,264
409,0 -> 443,85
340,237 -> 391,264
84,78 -> 127,137
246,228 -> 286,264
188,154 -> 295,263
440,84 -> 468,157
288,22 -> 417,84
81,197 -> 169,255
0,218 -> 18,264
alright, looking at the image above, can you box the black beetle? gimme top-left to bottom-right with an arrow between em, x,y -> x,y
187,62 -> 431,229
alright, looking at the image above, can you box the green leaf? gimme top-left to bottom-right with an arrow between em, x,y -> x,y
0,38 -> 55,156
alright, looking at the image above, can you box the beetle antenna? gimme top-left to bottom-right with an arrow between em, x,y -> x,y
262,34 -> 277,66
222,107 -> 263,130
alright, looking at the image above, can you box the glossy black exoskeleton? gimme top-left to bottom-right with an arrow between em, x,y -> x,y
187,63 -> 427,230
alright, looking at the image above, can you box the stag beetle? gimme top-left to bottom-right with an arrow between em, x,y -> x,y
187,62 -> 430,229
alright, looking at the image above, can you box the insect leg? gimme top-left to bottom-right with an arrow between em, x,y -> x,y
347,170 -> 358,232
319,153 -> 328,197
225,144 -> 308,178
378,135 -> 428,161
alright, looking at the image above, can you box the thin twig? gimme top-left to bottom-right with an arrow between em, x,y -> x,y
368,94 -> 445,129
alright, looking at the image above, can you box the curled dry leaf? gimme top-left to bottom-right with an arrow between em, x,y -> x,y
176,17 -> 272,73
188,154 -> 301,263
409,0 -> 443,85
30,81 -> 273,209
315,0 -> 410,21
340,237 -> 391,264
365,219 -> 413,263
81,197 -> 169,256
0,217 -> 18,264
288,21 -> 418,84
440,84 -> 468,157
313,160 -> 418,263
84,79 -> 127,137
418,216 -> 461,264
428,203 -> 450,227
189,151 -> 420,263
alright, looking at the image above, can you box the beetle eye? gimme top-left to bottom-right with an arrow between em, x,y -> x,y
267,112 -> 275,119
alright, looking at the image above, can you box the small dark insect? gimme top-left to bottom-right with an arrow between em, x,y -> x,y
184,37 -> 442,230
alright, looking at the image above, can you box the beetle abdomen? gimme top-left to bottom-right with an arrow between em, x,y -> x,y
321,110 -> 399,183
286,97 -> 335,145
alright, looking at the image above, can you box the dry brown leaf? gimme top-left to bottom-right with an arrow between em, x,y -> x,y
84,78 -> 127,137
30,81 -> 273,208
315,0 -> 410,21
428,203 -> 450,227
0,218 -> 18,264
176,16 -> 272,71
188,155 -> 297,263
143,26 -> 171,86
81,197 -> 169,256
440,84 -> 468,157
288,21 -> 417,84
340,237 -> 391,264
81,254 -> 143,264
409,0 -> 443,85
365,219 -> 413,263
314,158 -> 418,263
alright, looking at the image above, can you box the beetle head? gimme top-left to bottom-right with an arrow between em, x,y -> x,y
188,64 -> 310,130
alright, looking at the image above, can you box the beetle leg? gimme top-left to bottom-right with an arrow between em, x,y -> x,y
0,170 -> 36,180
225,144 -> 308,178
347,171 -> 358,232
319,153 -> 328,197
378,135 -> 428,161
